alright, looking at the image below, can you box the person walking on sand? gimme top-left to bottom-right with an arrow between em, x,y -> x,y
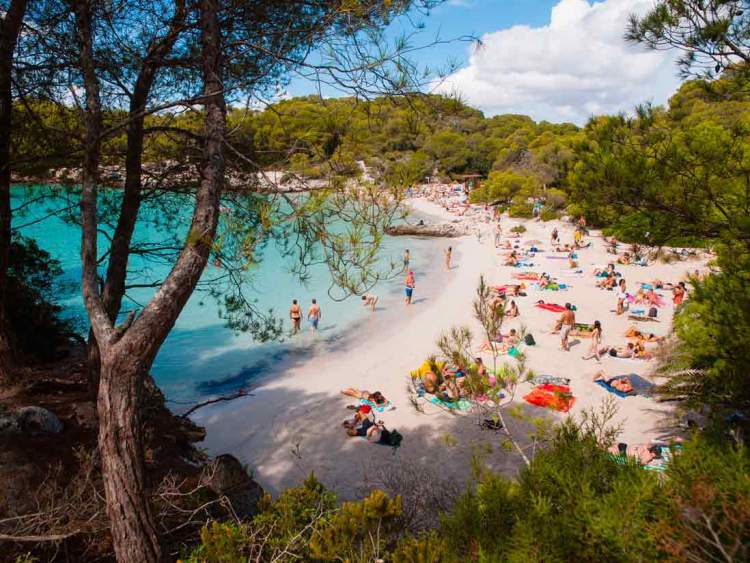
559,303 -> 576,351
404,271 -> 415,305
494,223 -> 502,247
444,246 -> 452,271
289,299 -> 302,335
582,320 -> 603,362
402,249 -> 410,271
308,299 -> 321,332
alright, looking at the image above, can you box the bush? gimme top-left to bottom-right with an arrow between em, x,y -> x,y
6,236 -> 76,361
508,202 -> 533,219
539,207 -> 559,222
509,225 -> 526,234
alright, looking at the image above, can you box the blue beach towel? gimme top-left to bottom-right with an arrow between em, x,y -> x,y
427,395 -> 472,411
596,374 -> 655,397
359,398 -> 396,413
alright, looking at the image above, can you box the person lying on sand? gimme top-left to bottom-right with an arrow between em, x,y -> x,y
609,443 -> 662,465
343,405 -> 373,435
607,343 -> 635,358
625,326 -> 664,343
593,371 -> 634,393
505,251 -> 519,266
617,252 -> 633,265
607,237 -> 618,254
340,389 -> 387,405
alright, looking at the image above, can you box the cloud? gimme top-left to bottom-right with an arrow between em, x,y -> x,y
434,0 -> 681,124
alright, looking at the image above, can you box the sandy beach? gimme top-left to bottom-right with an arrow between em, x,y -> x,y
194,197 -> 707,497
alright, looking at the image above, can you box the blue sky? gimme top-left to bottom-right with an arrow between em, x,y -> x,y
285,0 -> 682,124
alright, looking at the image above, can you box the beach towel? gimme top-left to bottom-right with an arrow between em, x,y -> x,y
524,384 -> 576,413
359,398 -> 396,413
595,374 -> 655,398
512,272 -> 539,281
427,395 -> 472,411
546,255 -> 569,260
535,302 -> 566,313
530,375 -> 570,386
609,354 -> 650,363
628,315 -> 660,323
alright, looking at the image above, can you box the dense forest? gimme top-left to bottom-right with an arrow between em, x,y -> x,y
1,0 -> 750,561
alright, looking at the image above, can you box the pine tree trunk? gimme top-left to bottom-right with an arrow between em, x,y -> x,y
97,349 -> 160,562
0,0 -> 29,374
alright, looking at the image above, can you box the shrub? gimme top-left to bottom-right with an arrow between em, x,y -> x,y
508,202 -> 533,219
539,207 -> 559,222
510,225 -> 526,234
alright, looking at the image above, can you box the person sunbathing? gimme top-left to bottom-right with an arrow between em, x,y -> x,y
645,288 -> 661,306
340,388 -> 387,405
633,288 -> 647,304
343,406 -> 374,436
608,343 -> 635,358
568,251 -> 578,269
593,371 -> 634,393
502,240 -> 512,249
505,251 -> 519,266
625,326 -> 664,343
617,252 -> 633,265
609,443 -> 660,465
633,342 -> 652,359
607,237 -> 618,254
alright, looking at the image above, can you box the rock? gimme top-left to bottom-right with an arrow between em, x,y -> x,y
15,406 -> 63,434
385,223 -> 466,237
204,454 -> 263,520
73,402 -> 98,429
0,415 -> 20,436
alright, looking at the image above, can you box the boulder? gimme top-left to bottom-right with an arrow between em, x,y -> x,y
204,454 -> 263,520
385,223 -> 466,237
15,406 -> 63,434
0,415 -> 20,436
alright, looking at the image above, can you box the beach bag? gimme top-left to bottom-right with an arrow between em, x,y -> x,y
381,429 -> 402,449
648,307 -> 658,318
524,333 -> 536,346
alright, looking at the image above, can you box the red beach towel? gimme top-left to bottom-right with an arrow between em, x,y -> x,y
535,302 -> 566,313
512,273 -> 539,281
524,384 -> 576,413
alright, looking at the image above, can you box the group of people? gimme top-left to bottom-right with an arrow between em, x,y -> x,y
288,299 -> 322,334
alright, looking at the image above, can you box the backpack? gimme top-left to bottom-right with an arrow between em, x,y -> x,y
648,307 -> 658,318
524,333 -> 536,346
380,429 -> 402,449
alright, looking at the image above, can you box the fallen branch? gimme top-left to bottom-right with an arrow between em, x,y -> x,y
180,389 -> 254,418
0,530 -> 80,542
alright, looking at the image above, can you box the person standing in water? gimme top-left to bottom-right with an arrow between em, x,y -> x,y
405,271 -> 415,305
289,299 -> 302,335
403,249 -> 410,271
444,246 -> 452,271
308,299 -> 321,332
361,294 -> 378,312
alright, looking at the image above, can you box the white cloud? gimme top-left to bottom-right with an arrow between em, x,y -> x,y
435,0 -> 681,124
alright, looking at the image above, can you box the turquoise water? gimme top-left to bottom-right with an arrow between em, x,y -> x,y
12,185 -> 439,403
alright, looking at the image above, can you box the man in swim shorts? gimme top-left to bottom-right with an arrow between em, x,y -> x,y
403,249 -> 410,271
308,298 -> 321,331
559,303 -> 575,351
405,271 -> 415,305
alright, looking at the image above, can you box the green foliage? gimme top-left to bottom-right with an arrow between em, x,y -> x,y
182,521 -> 248,562
470,170 -> 541,205
665,250 -> 750,417
310,490 -> 403,561
6,236 -> 75,360
539,207 -> 559,222
507,200 -> 533,219
509,225 -> 526,234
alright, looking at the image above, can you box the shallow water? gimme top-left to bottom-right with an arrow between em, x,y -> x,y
12,185 -> 442,403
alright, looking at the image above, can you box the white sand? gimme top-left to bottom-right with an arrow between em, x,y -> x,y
194,198 -> 707,497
